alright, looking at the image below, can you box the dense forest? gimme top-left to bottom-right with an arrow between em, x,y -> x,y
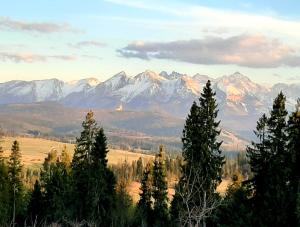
0,80 -> 300,226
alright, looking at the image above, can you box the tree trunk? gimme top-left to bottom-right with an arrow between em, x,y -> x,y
12,184 -> 16,226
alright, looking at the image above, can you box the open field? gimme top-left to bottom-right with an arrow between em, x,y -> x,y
1,136 -> 230,198
1,137 -> 154,167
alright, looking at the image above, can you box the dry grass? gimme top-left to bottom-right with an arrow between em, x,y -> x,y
1,137 -> 153,168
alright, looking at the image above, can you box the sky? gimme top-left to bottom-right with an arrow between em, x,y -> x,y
0,0 -> 300,84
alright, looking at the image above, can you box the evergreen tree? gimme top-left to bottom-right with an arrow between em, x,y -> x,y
136,162 -> 153,227
7,140 -> 24,226
247,92 -> 292,226
72,110 -> 98,169
152,145 -> 169,226
71,111 -> 98,220
86,127 -> 116,225
113,162 -> 134,227
288,99 -> 300,224
213,174 -> 253,227
39,150 -> 73,223
171,80 -> 224,227
27,180 -> 44,225
0,156 -> 10,225
136,157 -> 143,181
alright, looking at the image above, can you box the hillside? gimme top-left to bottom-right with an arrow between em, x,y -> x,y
0,102 -> 249,152
1,71 -> 299,145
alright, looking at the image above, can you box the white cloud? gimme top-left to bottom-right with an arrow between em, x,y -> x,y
118,34 -> 300,68
0,17 -> 79,33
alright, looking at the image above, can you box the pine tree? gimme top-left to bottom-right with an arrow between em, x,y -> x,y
87,127 -> 116,225
171,80 -> 224,227
90,127 -> 108,168
8,140 -> 23,226
136,157 -> 143,181
152,145 -> 169,226
27,180 -> 44,225
72,110 -> 98,169
136,162 -> 153,227
247,92 -> 292,226
0,156 -> 10,225
287,99 -> 300,224
71,111 -> 98,220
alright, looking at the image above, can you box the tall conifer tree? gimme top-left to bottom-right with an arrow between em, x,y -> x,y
136,162 -> 153,227
172,80 -> 224,226
8,140 -> 23,226
247,92 -> 292,226
152,145 -> 169,226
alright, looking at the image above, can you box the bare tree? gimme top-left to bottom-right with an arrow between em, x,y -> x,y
176,166 -> 222,227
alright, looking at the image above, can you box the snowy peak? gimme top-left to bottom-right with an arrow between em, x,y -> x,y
33,79 -> 64,101
64,78 -> 100,96
216,72 -> 263,100
134,70 -> 166,82
101,71 -> 130,90
160,71 -> 185,80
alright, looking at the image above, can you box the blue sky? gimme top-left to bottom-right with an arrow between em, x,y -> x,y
0,0 -> 300,84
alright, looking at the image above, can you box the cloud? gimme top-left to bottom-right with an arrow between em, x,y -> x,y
118,35 -> 300,68
0,52 -> 76,63
69,41 -> 106,49
104,0 -> 300,39
0,17 -> 79,33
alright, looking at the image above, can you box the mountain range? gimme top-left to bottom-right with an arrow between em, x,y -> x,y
0,71 -> 299,151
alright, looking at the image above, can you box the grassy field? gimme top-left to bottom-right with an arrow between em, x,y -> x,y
1,137 -> 154,167
1,136 -> 229,200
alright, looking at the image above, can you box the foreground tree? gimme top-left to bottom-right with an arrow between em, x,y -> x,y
71,111 -> 116,225
136,162 -> 153,227
71,111 -> 98,220
288,99 -> 300,224
27,180 -> 44,225
171,80 -> 224,226
86,127 -> 116,225
8,140 -> 24,226
0,140 -> 10,225
152,145 -> 169,226
247,92 -> 293,226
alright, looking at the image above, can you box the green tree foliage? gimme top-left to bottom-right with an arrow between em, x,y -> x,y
152,145 -> 169,226
247,92 -> 293,226
71,111 -> 116,225
214,174 -> 253,227
71,111 -> 98,220
42,160 -> 72,222
8,140 -> 25,225
86,127 -> 116,225
135,162 -> 153,227
288,99 -> 300,225
113,161 -> 135,227
27,180 -> 44,225
0,156 -> 10,225
171,80 -> 224,226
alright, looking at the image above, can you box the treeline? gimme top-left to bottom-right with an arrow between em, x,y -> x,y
0,80 -> 299,226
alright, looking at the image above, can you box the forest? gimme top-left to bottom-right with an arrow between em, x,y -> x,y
0,80 -> 300,227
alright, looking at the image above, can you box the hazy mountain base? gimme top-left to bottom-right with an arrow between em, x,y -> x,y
0,102 -> 248,153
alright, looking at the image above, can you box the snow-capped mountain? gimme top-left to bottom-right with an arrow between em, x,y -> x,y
1,71 -> 298,113
0,78 -> 100,104
0,71 -> 299,139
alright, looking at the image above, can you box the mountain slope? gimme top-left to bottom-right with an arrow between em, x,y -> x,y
0,102 -> 248,152
0,71 -> 299,142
